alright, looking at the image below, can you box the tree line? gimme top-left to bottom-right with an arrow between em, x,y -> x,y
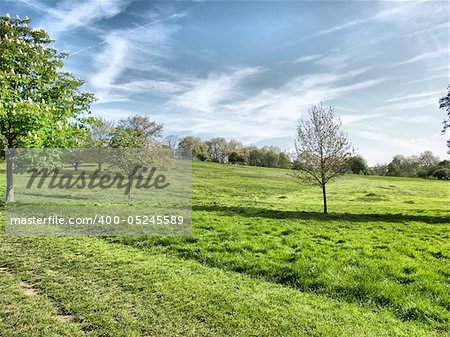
347,152 -> 449,180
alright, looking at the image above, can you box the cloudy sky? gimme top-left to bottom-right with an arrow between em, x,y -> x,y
4,0 -> 449,164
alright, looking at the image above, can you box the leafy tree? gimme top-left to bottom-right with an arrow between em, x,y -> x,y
432,160 -> 450,180
227,139 -> 243,154
177,136 -> 207,160
348,155 -> 370,175
277,152 -> 292,169
294,104 -> 352,214
87,117 -> 114,171
110,114 -> 163,148
418,150 -> 440,168
246,147 -> 263,166
0,15 -> 95,201
371,163 -> 388,176
228,151 -> 245,165
440,85 -> 450,152
109,114 -> 164,199
206,137 -> 228,163
260,147 -> 279,168
386,160 -> 401,176
386,152 -> 440,177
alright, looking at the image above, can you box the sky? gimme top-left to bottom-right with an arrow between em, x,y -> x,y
3,0 -> 449,164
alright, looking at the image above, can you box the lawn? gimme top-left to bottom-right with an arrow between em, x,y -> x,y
0,161 -> 449,336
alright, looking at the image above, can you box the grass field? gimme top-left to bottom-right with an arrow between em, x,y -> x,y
0,161 -> 449,336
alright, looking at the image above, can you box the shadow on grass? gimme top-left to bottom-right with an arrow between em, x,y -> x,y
193,204 -> 450,224
23,193 -> 89,201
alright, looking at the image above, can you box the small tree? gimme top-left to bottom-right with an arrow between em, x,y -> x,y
109,114 -> 163,199
164,135 -> 179,155
87,117 -> 114,171
294,104 -> 352,214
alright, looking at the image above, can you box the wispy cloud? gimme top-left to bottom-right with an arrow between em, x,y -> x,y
161,66 -> 385,143
27,0 -> 132,38
89,18 -> 181,103
167,67 -> 264,113
384,90 -> 443,103
294,54 -> 322,63
400,75 -> 448,86
392,48 -> 448,66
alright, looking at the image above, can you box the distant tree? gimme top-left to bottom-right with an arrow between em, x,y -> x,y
228,151 -> 245,165
386,155 -> 420,177
386,160 -> 401,176
418,150 -> 440,168
227,139 -> 243,154
246,147 -> 263,166
294,104 -> 352,214
261,148 -> 279,168
277,152 -> 292,169
371,163 -> 388,176
110,114 -> 163,148
385,153 -> 439,177
439,85 -> 450,152
0,15 -> 95,201
109,114 -> 164,198
87,117 -> 114,171
206,137 -> 228,163
164,135 -> 179,154
431,160 -> 450,180
348,155 -> 370,175
177,136 -> 207,160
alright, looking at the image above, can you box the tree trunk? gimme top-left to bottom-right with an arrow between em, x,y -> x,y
322,183 -> 327,214
6,155 -> 14,202
98,162 -> 102,171
127,175 -> 132,199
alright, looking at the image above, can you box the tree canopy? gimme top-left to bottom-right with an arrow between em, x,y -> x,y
0,15 -> 95,201
0,14 -> 95,149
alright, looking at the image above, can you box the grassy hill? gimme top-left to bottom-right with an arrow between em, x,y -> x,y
0,161 -> 448,336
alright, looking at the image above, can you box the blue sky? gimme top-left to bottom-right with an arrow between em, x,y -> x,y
4,0 -> 449,164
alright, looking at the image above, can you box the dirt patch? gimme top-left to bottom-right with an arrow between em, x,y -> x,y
19,281 -> 38,297
0,267 -> 12,276
56,314 -> 73,322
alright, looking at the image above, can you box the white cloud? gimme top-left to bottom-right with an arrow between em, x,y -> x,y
294,54 -> 322,63
392,48 -> 448,66
167,67 -> 264,113
384,90 -> 443,103
89,19 -> 180,103
37,0 -> 132,37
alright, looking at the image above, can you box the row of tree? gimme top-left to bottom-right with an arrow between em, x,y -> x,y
372,152 -> 449,179
344,153 -> 449,179
175,136 -> 292,168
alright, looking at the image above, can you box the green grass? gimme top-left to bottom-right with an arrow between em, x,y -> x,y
0,161 -> 449,336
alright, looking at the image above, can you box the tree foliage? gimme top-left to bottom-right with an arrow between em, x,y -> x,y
439,85 -> 450,152
348,155 -> 370,175
0,15 -> 95,201
206,137 -> 228,163
0,15 -> 95,148
177,136 -> 207,160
